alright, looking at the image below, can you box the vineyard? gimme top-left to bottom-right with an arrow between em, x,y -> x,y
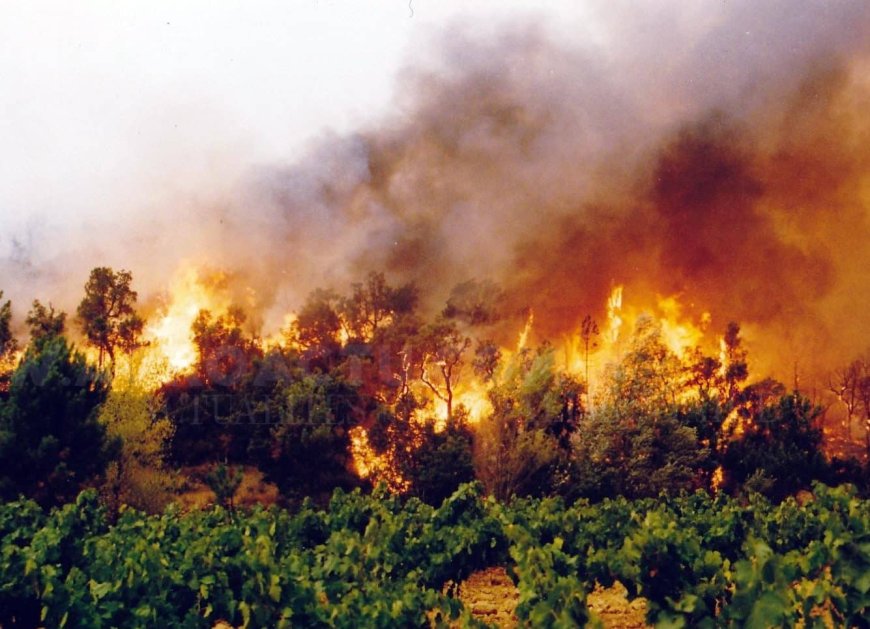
1,482 -> 867,628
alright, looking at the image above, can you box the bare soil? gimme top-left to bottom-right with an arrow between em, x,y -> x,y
458,567 -> 649,628
174,465 -> 279,511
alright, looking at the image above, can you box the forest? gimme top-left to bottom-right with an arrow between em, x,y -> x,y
0,265 -> 868,627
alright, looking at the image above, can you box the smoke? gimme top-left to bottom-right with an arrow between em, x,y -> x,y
2,1 -> 869,384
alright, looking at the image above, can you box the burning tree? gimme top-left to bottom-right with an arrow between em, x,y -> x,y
192,306 -> 261,388
0,292 -> 17,391
292,288 -> 343,364
415,319 -> 472,422
829,356 -> 870,455
25,300 -> 66,350
580,314 -> 599,396
339,271 -> 418,342
77,267 -> 145,368
474,347 -> 582,500
574,316 -> 708,499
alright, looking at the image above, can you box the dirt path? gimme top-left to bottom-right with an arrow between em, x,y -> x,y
458,567 -> 649,628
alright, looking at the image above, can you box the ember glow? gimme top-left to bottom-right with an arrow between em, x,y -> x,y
349,426 -> 411,493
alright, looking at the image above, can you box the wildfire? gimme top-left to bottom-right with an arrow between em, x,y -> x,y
655,296 -> 709,359
143,263 -> 232,377
605,288 -> 709,358
262,313 -> 298,351
718,337 -> 729,379
433,310 -> 537,425
430,379 -> 492,427
110,346 -> 170,392
455,381 -> 492,423
349,425 -> 410,493
606,285 -> 623,343
129,263 -> 733,489
560,285 -> 715,390
711,466 -> 725,492
516,311 -> 534,352
0,349 -> 23,391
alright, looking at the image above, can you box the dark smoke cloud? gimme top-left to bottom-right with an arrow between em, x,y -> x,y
247,2 -> 869,383
2,1 -> 868,384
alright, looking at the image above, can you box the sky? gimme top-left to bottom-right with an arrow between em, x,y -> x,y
0,1 -> 600,239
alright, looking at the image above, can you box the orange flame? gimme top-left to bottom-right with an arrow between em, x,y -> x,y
606,285 -> 624,344
262,313 -> 298,351
655,295 -> 708,358
143,263 -> 232,378
349,425 -> 410,493
560,285 -> 714,388
516,310 -> 534,352
711,465 -> 725,492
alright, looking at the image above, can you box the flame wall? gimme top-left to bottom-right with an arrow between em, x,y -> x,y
1,1 -> 868,387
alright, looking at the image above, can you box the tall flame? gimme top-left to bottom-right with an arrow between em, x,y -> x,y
606,285 -> 623,344
656,295 -> 708,359
516,310 -> 534,352
560,285 -> 715,391
143,263 -> 232,377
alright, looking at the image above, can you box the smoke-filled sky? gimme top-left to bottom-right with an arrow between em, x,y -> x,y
0,0 -> 600,299
1,0 -> 869,383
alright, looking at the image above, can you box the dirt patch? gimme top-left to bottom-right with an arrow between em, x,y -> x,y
457,567 -> 519,627
174,465 -> 279,511
588,581 -> 649,629
458,567 -> 649,628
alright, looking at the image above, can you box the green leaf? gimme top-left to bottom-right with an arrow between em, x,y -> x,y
269,575 -> 282,602
89,579 -> 112,600
746,591 -> 788,629
239,601 -> 251,627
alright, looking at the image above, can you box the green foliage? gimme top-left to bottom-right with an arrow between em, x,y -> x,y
266,372 -> 363,500
499,482 -> 869,628
205,464 -> 243,511
0,483 -> 505,628
0,336 -> 116,506
575,411 -> 708,500
575,318 -> 709,499
0,483 -> 867,627
162,343 -> 296,465
724,393 -> 827,500
99,356 -> 175,514
475,348 -> 582,500
724,485 -> 870,628
25,299 -> 67,350
596,315 -> 684,420
401,413 -> 476,505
